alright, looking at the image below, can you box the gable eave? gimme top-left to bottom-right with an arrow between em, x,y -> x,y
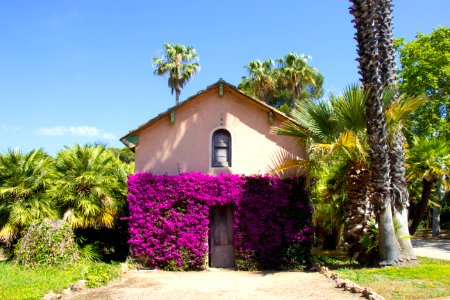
120,79 -> 304,149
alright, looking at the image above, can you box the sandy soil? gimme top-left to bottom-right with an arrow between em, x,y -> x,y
63,269 -> 363,300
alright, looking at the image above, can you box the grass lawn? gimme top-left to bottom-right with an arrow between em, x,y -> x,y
333,257 -> 450,300
0,260 -> 122,300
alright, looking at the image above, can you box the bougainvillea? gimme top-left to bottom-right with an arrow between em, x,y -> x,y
127,172 -> 312,271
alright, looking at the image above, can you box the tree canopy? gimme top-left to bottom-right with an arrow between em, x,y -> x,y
396,26 -> 450,139
238,52 -> 323,114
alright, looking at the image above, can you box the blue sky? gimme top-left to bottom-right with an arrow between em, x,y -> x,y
1,0 -> 449,155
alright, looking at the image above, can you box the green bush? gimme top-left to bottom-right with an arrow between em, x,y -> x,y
14,220 -> 79,268
83,262 -> 122,288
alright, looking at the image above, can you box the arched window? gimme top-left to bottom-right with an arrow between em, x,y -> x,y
212,129 -> 231,167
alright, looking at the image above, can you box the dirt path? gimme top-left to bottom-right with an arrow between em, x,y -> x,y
63,270 -> 362,300
412,238 -> 450,260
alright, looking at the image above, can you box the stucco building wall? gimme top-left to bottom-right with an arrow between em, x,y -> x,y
133,85 -> 305,177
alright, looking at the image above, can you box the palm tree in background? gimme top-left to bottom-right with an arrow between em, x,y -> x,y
153,43 -> 200,105
406,137 -> 450,235
49,144 -> 128,230
0,149 -> 56,245
277,52 -> 323,104
238,53 -> 324,114
239,59 -> 277,103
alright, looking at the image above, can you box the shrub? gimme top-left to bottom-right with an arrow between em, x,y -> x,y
14,220 -> 79,268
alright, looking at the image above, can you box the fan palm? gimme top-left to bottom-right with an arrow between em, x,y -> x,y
275,85 -> 371,255
275,85 -> 422,260
49,144 -> 128,229
153,43 -> 200,105
239,59 -> 277,103
406,137 -> 450,235
0,149 -> 56,244
276,52 -> 323,104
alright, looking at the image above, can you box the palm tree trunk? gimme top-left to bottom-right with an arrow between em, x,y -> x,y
376,0 -> 416,261
376,0 -> 397,86
344,161 -> 372,260
350,0 -> 401,265
409,177 -> 434,235
175,91 -> 180,105
390,131 -> 416,260
433,191 -> 449,238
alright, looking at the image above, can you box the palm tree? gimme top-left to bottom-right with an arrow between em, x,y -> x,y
238,59 -> 277,103
349,0 -> 402,265
153,44 -> 200,105
276,52 -> 323,104
0,149 -> 56,245
49,144 -> 128,230
384,90 -> 424,259
275,86 -> 372,258
238,53 -> 324,114
406,137 -> 450,235
275,84 -> 422,262
375,0 -> 416,261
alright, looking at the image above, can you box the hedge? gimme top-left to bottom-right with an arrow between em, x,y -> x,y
127,172 -> 312,270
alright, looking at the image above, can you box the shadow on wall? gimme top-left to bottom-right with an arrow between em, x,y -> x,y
268,149 -> 305,179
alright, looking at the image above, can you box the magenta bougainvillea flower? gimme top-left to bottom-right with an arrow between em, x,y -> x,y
127,172 -> 313,270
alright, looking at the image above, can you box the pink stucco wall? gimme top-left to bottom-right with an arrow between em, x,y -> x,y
133,85 -> 305,177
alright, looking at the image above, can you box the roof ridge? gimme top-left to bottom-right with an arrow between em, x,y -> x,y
120,79 -> 302,148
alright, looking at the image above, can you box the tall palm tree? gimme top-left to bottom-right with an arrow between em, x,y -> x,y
153,44 -> 200,105
349,0 -> 401,265
375,0 -> 416,260
406,137 -> 450,235
384,89 -> 425,259
49,145 -> 128,230
0,149 -> 56,245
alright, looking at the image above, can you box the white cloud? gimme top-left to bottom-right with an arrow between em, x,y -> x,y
36,126 -> 116,140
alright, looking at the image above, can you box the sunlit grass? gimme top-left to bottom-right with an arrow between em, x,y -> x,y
334,257 -> 450,300
0,261 -> 122,300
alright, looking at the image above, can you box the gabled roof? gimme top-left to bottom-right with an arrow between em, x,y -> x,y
120,79 -> 302,150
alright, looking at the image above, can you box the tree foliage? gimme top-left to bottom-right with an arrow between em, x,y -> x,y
406,137 -> 450,235
275,83 -> 421,261
0,144 -> 132,260
153,43 -> 200,105
396,26 -> 450,139
0,149 -> 56,245
109,147 -> 135,164
238,52 -> 323,113
49,145 -> 128,230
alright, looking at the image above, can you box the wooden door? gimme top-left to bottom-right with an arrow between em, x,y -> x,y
210,205 -> 235,268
